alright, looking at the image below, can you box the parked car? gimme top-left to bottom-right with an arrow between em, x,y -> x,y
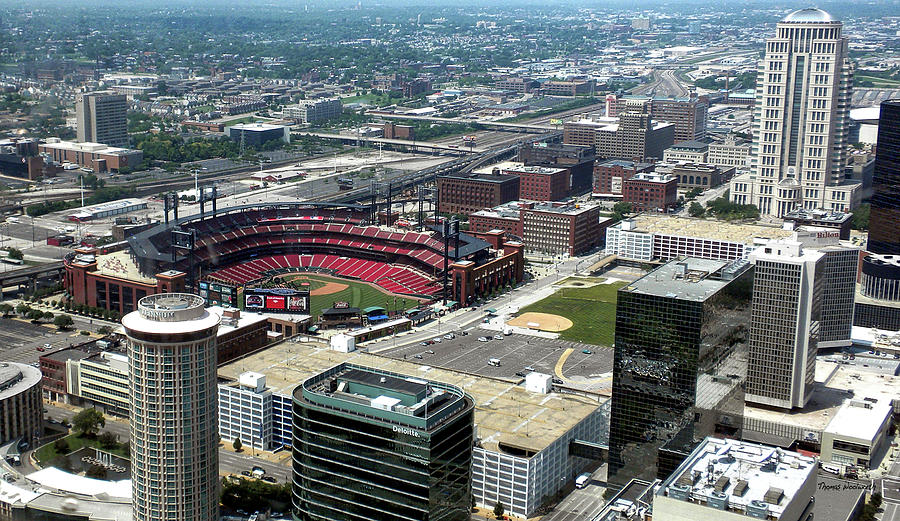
261,476 -> 277,484
477,336 -> 489,342
493,334 -> 503,340
582,349 -> 593,354
241,470 -> 252,477
552,377 -> 563,385
414,354 -> 423,359
524,366 -> 534,372
420,342 -> 429,346
515,371 -> 527,377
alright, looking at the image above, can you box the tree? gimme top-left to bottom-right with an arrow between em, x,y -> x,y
688,202 -> 706,217
493,501 -> 505,520
27,309 -> 45,322
54,314 -> 74,330
0,303 -> 12,317
43,311 -> 54,322
98,431 -> 119,449
97,325 -> 113,335
6,247 -> 23,260
15,303 -> 30,316
851,203 -> 870,230
86,464 -> 107,479
233,438 -> 243,452
612,201 -> 632,216
871,492 -> 882,509
53,438 -> 69,454
72,408 -> 105,437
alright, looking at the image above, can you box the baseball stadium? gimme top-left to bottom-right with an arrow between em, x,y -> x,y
64,202 -> 524,324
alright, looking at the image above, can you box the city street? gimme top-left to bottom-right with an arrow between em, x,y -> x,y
43,403 -> 292,484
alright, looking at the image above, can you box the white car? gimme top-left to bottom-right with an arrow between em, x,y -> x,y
477,336 -> 489,342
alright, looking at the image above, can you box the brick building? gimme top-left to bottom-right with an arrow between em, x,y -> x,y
502,163 -> 570,202
622,172 -> 678,212
593,159 -> 654,196
436,171 -> 520,215
518,142 -> 596,195
383,122 -> 416,140
450,235 -> 524,305
654,162 -> 734,190
39,139 -> 143,173
64,248 -> 186,315
402,78 -> 432,98
470,201 -> 607,256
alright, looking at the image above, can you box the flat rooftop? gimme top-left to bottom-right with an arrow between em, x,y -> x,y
218,339 -> 606,455
620,258 -> 745,302
744,356 -> 900,433
658,437 -> 816,520
824,400 -> 893,441
617,214 -> 793,244
92,250 -> 155,284
440,171 -> 519,183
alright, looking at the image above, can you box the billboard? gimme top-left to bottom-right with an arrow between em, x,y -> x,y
199,281 -> 238,307
244,288 -> 310,314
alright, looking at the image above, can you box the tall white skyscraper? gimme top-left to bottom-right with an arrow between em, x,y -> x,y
730,8 -> 858,216
746,241 -> 824,409
123,294 -> 220,521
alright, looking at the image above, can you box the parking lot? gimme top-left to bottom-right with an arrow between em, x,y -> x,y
378,327 -> 613,390
0,317 -> 79,366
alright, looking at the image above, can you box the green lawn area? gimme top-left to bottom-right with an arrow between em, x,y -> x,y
518,278 -> 628,346
223,116 -> 264,127
34,433 -> 129,466
275,274 -> 422,321
856,75 -> 900,87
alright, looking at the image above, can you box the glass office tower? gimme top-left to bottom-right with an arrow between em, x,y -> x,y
292,363 -> 474,521
608,258 -> 752,487
869,99 -> 900,255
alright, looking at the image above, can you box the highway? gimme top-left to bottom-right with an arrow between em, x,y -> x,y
630,69 -> 691,97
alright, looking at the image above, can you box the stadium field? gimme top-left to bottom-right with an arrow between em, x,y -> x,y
517,277 -> 627,346
273,273 -> 424,320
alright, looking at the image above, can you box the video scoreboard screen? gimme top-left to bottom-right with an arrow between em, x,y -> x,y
243,288 -> 310,314
198,281 -> 238,307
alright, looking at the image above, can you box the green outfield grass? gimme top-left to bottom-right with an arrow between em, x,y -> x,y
281,274 -> 422,320
518,278 -> 627,346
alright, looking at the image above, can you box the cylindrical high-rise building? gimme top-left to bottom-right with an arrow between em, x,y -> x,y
123,294 -> 220,521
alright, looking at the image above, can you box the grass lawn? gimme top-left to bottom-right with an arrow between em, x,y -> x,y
224,116 -> 264,127
270,274 -> 422,321
518,278 -> 628,346
34,433 -> 129,466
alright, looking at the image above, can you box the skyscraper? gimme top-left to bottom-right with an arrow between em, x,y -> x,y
868,99 -> 900,255
730,8 -> 858,216
76,91 -> 128,147
123,294 -> 220,521
292,363 -> 474,521
608,258 -> 752,486
746,241 -> 824,409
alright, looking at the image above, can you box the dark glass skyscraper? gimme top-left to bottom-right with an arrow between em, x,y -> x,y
292,363 -> 474,521
869,99 -> 900,255
608,258 -> 752,487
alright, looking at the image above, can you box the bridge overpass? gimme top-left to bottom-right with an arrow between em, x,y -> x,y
296,132 -> 482,154
0,261 -> 64,292
368,112 -> 558,132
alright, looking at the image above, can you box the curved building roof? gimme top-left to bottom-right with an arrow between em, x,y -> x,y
0,362 -> 42,401
783,8 -> 836,23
